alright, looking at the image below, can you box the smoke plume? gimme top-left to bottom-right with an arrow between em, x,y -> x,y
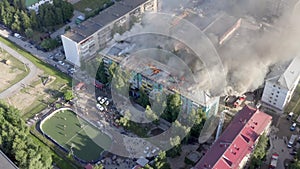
114,0 -> 300,96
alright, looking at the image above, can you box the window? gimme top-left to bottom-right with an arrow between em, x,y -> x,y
275,99 -> 277,101
271,93 -> 274,95
276,95 -> 278,97
273,102 -> 276,105
273,85 -> 276,87
277,91 -> 280,94
278,87 -> 281,89
269,100 -> 272,103
270,97 -> 273,99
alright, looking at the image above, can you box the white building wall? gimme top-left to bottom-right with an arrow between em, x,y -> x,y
61,35 -> 80,66
261,81 -> 289,110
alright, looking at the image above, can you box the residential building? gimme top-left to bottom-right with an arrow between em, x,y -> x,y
0,150 -> 18,169
61,0 -> 158,66
99,41 -> 220,118
193,105 -> 272,169
261,56 -> 300,110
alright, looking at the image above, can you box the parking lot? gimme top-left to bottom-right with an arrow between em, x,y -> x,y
261,113 -> 299,169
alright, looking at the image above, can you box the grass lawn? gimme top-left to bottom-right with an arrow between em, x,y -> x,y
0,48 -> 29,93
41,110 -> 112,162
0,36 -> 71,88
285,83 -> 300,114
25,0 -> 39,7
0,36 -> 71,119
73,0 -> 111,16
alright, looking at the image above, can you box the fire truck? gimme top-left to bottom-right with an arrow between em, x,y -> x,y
269,153 -> 279,169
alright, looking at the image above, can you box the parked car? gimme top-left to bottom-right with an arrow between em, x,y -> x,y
96,104 -> 104,111
288,112 -> 294,120
290,123 -> 297,131
58,61 -> 65,66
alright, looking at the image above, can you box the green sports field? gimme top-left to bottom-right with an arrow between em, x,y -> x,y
41,110 -> 112,162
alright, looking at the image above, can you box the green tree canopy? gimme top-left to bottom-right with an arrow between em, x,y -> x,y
64,90 -> 74,101
96,59 -> 108,84
161,93 -> 182,122
0,102 -> 52,169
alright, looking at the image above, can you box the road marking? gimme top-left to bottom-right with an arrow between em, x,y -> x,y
65,125 -> 88,145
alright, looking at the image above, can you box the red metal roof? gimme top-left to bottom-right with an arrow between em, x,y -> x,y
194,105 -> 272,169
85,164 -> 93,169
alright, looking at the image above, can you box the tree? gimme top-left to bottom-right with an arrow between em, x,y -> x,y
153,151 -> 171,169
142,151 -> 170,169
145,105 -> 159,123
167,136 -> 182,158
64,90 -> 74,101
290,159 -> 300,169
0,102 -> 52,169
189,108 -> 206,138
20,10 -> 31,30
137,87 -> 150,108
25,28 -> 34,38
29,10 -> 38,30
161,93 -> 182,122
96,59 -> 108,84
94,164 -> 104,169
11,10 -> 22,32
108,62 -> 117,81
249,134 -> 268,169
40,38 -> 59,51
117,110 -> 131,127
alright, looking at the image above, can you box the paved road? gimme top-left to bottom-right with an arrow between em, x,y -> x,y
0,41 -> 38,99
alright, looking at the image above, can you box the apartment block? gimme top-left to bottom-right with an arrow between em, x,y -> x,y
99,41 -> 220,117
61,0 -> 158,66
261,56 -> 300,111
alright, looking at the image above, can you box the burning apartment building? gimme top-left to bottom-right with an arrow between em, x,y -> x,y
99,39 -> 220,119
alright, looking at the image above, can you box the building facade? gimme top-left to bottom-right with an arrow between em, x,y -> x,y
99,42 -> 220,118
194,105 -> 272,169
61,0 -> 158,66
261,56 -> 300,110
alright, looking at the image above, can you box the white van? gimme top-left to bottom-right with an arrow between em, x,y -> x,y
287,112 -> 294,120
288,134 -> 297,148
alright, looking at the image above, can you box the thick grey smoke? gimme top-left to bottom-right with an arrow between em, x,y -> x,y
114,0 -> 300,96
217,0 -> 300,95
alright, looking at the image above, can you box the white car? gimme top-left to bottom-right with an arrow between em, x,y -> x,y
96,104 -> 104,111
100,98 -> 105,104
105,100 -> 109,106
97,96 -> 102,102
58,61 -> 65,66
103,97 -> 108,101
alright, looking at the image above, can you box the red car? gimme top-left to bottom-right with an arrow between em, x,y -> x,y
233,95 -> 246,108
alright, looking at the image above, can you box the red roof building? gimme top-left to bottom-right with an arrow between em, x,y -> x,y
194,105 -> 272,169
85,163 -> 93,169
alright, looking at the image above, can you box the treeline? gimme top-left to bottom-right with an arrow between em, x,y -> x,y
0,0 -> 73,35
0,102 -> 52,169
